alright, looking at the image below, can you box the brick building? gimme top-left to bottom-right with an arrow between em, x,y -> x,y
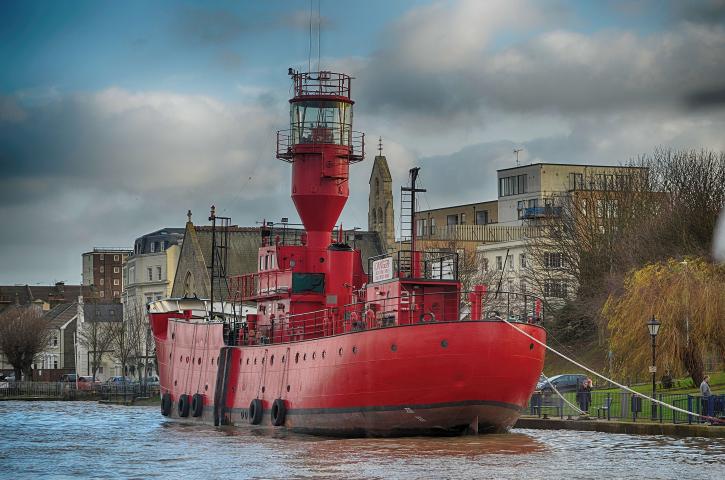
81,248 -> 132,302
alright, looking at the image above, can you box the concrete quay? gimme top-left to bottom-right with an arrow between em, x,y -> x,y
515,415 -> 725,438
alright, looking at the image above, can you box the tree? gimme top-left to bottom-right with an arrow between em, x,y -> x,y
109,318 -> 135,383
0,306 -> 52,381
603,258 -> 725,385
126,298 -> 155,384
78,310 -> 114,381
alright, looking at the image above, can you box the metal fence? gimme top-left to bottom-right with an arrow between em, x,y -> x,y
0,381 -> 159,401
527,390 -> 725,424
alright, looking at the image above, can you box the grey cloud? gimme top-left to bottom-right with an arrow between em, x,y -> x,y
353,2 -> 725,121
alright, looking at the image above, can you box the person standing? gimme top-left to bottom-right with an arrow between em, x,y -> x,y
700,375 -> 712,416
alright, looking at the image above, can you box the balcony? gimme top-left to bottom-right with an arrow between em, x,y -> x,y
522,207 -> 562,219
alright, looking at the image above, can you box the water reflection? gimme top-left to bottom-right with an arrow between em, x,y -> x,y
0,401 -> 723,480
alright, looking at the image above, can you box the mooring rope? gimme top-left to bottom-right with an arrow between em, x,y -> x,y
539,371 -> 585,415
502,319 -> 719,422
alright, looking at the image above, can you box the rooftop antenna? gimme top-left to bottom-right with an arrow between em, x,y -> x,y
514,148 -> 523,167
378,137 -> 383,157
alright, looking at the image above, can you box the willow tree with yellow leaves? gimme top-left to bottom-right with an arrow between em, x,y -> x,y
604,258 -> 725,385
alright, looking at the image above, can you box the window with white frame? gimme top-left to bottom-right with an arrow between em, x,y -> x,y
544,252 -> 563,269
496,256 -> 503,271
114,267 -> 119,273
156,266 -> 162,280
114,255 -> 119,261
99,278 -> 104,286
147,268 -> 153,281
544,280 -> 568,298
113,279 -> 119,286
520,253 -> 527,269
507,255 -> 514,270
100,266 -> 104,273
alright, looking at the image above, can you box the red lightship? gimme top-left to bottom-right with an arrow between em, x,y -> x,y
149,71 -> 546,436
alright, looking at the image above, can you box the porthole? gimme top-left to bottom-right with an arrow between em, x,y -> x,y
205,385 -> 208,391
303,353 -> 307,361
254,358 -> 257,365
186,356 -> 189,363
171,332 -> 175,339
212,357 -> 215,365
246,358 -> 250,365
174,380 -> 177,386
338,348 -> 343,356
262,386 -> 266,393
180,355 -> 183,363
282,355 -> 285,364
352,346 -> 358,354
169,353 -> 172,360
262,357 -> 265,365
270,355 -> 275,366
286,385 -> 291,392
198,358 -> 202,365
322,350 -> 326,359
295,352 -> 300,363
312,352 -> 317,360
441,339 -> 448,348
391,344 -> 397,352
529,343 -> 534,350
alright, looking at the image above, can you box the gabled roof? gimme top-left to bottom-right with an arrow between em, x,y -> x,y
44,303 -> 78,329
0,284 -> 83,313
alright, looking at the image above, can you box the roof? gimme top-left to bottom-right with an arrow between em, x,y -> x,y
417,200 -> 498,214
43,303 -> 78,329
0,283 -> 83,312
497,162 -> 649,174
369,155 -> 393,183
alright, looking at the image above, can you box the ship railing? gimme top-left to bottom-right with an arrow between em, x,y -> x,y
368,250 -> 459,283
291,71 -> 351,98
238,289 -> 544,346
277,126 -> 364,162
228,271 -> 291,302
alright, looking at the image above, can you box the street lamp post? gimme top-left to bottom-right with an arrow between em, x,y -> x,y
647,315 -> 661,420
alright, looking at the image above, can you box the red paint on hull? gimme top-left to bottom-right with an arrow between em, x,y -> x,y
154,317 -> 545,436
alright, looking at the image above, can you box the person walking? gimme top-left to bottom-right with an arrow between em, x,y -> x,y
700,375 -> 712,417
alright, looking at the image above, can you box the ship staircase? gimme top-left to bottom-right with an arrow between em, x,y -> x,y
208,206 -> 236,334
398,185 -> 413,276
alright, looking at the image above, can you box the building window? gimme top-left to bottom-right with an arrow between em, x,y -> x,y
113,279 -> 119,286
496,256 -> 503,271
520,253 -> 527,269
98,367 -> 103,374
569,172 -> 584,190
114,267 -> 119,273
114,255 -> 119,261
460,213 -> 466,225
507,255 -> 514,270
498,174 -> 528,197
544,280 -> 568,298
114,291 -> 119,297
100,266 -> 104,273
157,266 -> 162,280
520,280 -> 527,293
446,214 -> 458,226
429,218 -> 436,235
527,198 -> 538,209
129,266 -> 135,283
99,291 -> 105,297
145,295 -> 153,304
147,268 -> 153,281
596,199 -> 604,218
160,242 -> 166,252
416,219 -> 427,237
475,210 -> 488,225
544,252 -> 563,269
517,201 -> 525,219
581,199 -> 588,216
99,278 -> 104,286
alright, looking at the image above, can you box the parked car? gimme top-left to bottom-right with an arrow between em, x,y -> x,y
77,376 -> 101,390
537,374 -> 588,393
105,376 -> 133,385
139,375 -> 159,386
60,373 -> 78,383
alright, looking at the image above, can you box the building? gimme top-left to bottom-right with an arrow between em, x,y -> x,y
496,163 -> 647,225
480,162 -> 650,302
368,152 -> 395,252
81,248 -> 132,302
122,228 -> 184,308
0,282 -> 82,314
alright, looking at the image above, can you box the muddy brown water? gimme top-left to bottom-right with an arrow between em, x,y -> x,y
0,401 -> 722,479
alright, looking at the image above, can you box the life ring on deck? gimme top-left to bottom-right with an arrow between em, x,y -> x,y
178,394 -> 191,417
160,393 -> 172,416
191,393 -> 204,417
271,398 -> 287,426
249,398 -> 263,425
419,312 -> 436,323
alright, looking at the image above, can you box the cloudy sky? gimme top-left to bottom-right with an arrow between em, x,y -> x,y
1,0 -> 724,284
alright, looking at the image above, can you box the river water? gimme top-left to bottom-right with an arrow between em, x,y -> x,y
0,401 -> 722,479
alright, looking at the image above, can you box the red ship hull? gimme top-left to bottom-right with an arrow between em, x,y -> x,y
152,312 -> 545,436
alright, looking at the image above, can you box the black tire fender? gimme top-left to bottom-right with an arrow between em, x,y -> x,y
191,393 -> 204,417
178,393 -> 191,417
271,398 -> 287,427
249,398 -> 263,425
161,393 -> 172,416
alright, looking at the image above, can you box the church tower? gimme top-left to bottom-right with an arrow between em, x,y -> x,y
368,138 -> 395,252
